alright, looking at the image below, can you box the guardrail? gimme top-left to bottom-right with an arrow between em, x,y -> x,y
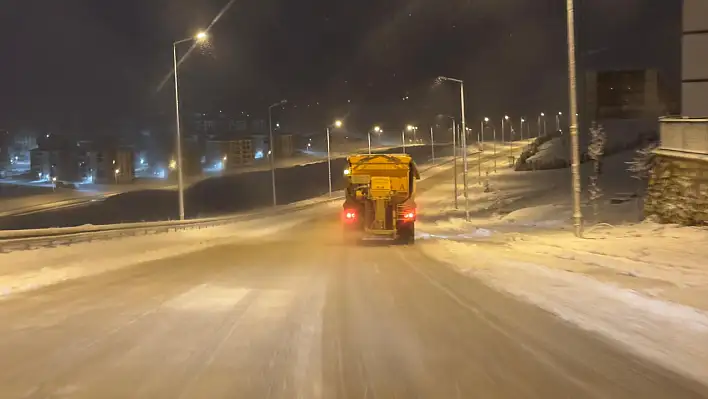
0,194 -> 345,252
0,155 -> 462,253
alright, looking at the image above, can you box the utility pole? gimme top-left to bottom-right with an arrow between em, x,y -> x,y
460,83 -> 469,222
566,0 -> 583,237
452,120 -> 458,209
268,99 -> 287,207
429,126 -> 435,163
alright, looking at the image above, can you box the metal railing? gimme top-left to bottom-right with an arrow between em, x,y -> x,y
659,117 -> 708,155
0,194 -> 344,252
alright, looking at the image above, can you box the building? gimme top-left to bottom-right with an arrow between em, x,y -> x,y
206,139 -> 254,169
86,147 -> 135,184
682,0 -> 708,116
0,130 -> 10,172
10,132 -> 37,162
272,134 -> 294,158
585,69 -> 667,121
168,140 -> 203,178
29,134 -> 82,182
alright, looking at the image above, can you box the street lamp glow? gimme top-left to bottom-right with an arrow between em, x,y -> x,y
484,117 -> 489,123
334,120 -> 343,128
558,111 -> 563,115
504,115 -> 509,120
195,31 -> 208,41
540,112 -> 545,116
406,124 -> 415,131
114,169 -> 120,174
373,126 -> 381,133
521,118 -> 525,122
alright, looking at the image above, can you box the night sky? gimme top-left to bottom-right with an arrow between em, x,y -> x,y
0,0 -> 680,136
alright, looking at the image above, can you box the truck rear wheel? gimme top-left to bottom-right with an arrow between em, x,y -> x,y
397,224 -> 415,244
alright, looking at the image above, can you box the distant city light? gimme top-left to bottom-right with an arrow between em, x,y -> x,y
255,150 -> 264,159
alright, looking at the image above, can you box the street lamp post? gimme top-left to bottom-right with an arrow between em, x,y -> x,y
327,120 -> 343,196
520,117 -> 525,141
268,99 -> 287,207
556,111 -> 562,132
172,31 -> 207,221
405,125 -> 416,153
486,118 -> 496,172
437,76 -> 469,221
440,115 -> 458,209
369,126 -> 381,154
566,0 -> 583,237
429,126 -> 435,163
502,115 -> 510,166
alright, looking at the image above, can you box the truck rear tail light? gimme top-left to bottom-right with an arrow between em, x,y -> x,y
344,210 -> 357,221
404,210 -> 416,220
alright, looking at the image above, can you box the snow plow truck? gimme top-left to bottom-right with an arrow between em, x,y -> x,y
342,153 -> 420,243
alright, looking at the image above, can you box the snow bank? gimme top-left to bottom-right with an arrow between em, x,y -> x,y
0,202 -> 338,298
422,240 -> 708,385
517,119 -> 657,171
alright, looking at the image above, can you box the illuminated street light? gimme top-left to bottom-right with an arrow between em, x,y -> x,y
436,75 -> 469,221
268,99 -> 288,207
172,29 -> 209,221
483,117 -> 497,172
440,114 -> 459,209
540,113 -> 547,137
326,120 -> 343,196
368,126 -> 382,154
402,125 -> 416,152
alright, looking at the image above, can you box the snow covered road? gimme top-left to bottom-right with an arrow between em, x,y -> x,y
1,160 -> 707,397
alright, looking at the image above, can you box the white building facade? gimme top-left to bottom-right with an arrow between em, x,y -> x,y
682,0 -> 708,116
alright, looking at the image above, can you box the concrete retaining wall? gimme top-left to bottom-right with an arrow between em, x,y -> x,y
645,149 -> 708,225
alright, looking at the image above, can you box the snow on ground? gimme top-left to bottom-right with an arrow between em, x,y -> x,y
417,144 -> 708,383
420,240 -> 708,385
0,201 -> 340,299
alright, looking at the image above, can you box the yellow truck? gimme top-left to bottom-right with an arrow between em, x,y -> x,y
342,154 -> 421,243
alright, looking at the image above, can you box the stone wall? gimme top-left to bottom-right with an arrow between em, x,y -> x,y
645,149 -> 708,225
